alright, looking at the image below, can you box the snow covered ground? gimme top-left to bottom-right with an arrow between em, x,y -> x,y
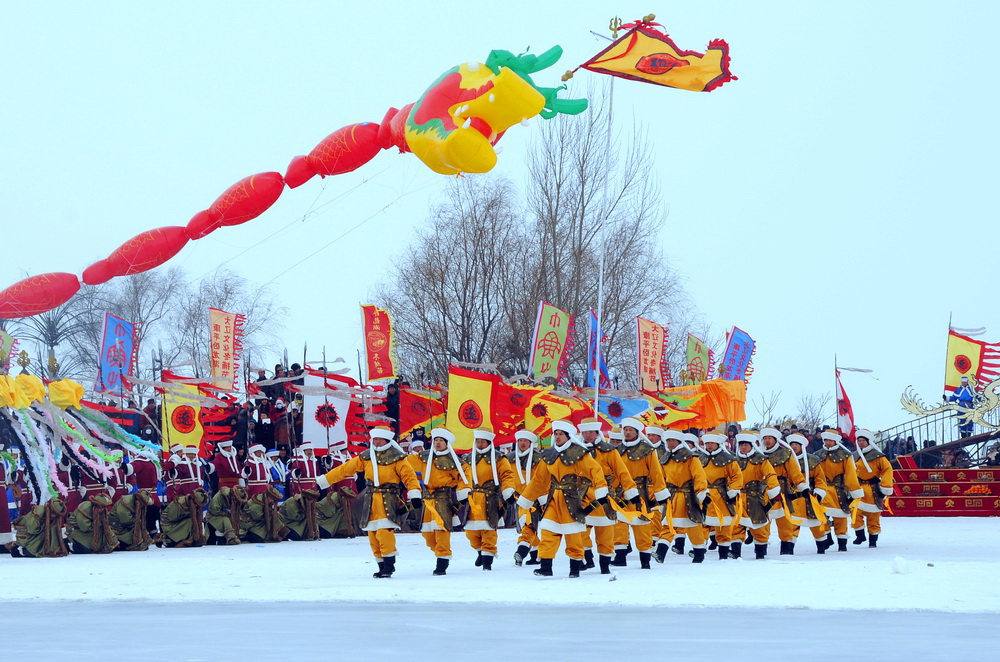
2,517 -> 998,613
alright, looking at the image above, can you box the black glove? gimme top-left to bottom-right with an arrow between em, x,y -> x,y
505,495 -> 517,506
410,498 -> 423,510
317,486 -> 329,498
355,474 -> 367,491
656,498 -> 668,506
582,502 -> 597,515
629,496 -> 643,508
699,498 -> 711,516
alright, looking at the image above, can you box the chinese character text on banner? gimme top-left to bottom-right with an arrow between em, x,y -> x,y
208,308 -> 246,391
529,301 -> 574,382
635,316 -> 670,392
719,326 -> 755,382
160,382 -> 204,452
96,313 -> 136,393
360,304 -> 397,381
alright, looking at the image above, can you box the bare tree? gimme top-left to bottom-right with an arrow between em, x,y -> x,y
752,390 -> 782,427
795,392 -> 833,432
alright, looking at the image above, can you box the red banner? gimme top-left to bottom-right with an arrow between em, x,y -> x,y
361,304 -> 396,381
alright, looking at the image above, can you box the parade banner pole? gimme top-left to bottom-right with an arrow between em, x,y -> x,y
593,38 -> 614,418
322,346 -> 331,452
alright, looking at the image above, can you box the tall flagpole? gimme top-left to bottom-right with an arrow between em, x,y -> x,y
593,28 -> 616,419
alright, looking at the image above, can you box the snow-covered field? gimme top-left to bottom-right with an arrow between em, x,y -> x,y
2,517 -> 998,613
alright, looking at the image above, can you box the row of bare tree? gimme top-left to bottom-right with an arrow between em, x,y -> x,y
376,96 -> 715,387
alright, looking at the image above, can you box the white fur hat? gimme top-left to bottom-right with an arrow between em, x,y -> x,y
514,430 -> 538,443
620,418 -> 644,433
430,428 -> 456,445
551,420 -> 577,437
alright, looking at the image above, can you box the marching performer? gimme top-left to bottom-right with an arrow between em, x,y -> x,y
613,418 -> 668,569
579,417 -> 638,574
461,428 -> 515,570
787,433 -> 834,553
644,426 -> 671,553
852,429 -> 894,548
317,426 -> 421,578
509,430 -> 544,567
418,427 -> 468,576
733,432 -> 780,560
658,429 -> 708,564
760,427 -> 808,555
700,431 -> 743,560
209,439 -> 242,492
818,429 -> 863,552
517,420 -> 608,578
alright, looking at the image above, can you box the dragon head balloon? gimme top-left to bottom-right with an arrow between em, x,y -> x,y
378,45 -> 588,175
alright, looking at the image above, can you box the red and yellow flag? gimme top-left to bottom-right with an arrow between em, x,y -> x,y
581,21 -> 735,92
945,329 -> 1000,391
160,382 -> 204,452
446,366 -> 508,451
361,304 -> 397,381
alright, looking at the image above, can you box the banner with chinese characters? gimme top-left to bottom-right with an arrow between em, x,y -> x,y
208,308 -> 246,391
96,313 -> 136,393
682,333 -> 713,385
719,326 -> 755,382
636,317 -> 670,392
529,301 -> 574,382
361,304 -> 397,381
0,329 -> 18,372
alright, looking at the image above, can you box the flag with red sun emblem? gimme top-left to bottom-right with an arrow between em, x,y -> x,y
302,372 -> 357,453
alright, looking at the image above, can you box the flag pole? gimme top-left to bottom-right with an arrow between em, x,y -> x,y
944,311 -> 953,396
593,55 -> 614,420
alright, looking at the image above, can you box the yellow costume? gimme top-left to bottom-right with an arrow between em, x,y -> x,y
517,423 -> 608,578
317,429 -> 420,578
733,436 -> 780,559
460,430 -> 515,570
416,428 -> 469,576
700,433 -> 744,559
851,430 -> 894,547
760,429 -> 808,554
613,419 -> 669,569
508,431 -> 543,567
586,433 -> 638,573
658,434 -> 709,563
817,430 -> 863,552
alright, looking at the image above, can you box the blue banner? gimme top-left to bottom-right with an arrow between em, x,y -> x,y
719,326 -> 754,382
587,309 -> 611,388
598,394 -> 649,424
96,313 -> 135,393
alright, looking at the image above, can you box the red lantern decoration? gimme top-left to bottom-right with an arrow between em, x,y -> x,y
0,272 -> 81,319
285,122 -> 384,188
186,171 -> 286,240
106,226 -> 190,277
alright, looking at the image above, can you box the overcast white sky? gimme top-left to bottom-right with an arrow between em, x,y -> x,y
3,2 -> 997,431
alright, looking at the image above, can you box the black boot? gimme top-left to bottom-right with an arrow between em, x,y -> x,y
869,533 -> 879,548
474,550 -> 483,567
525,550 -> 540,565
433,558 -> 449,576
599,554 -> 612,574
611,549 -> 628,567
729,542 -> 742,559
533,557 -> 553,577
779,541 -> 791,555
754,543 -> 767,560
481,554 -> 494,571
514,544 -> 529,567
672,537 -> 686,555
837,538 -> 848,552
816,538 -> 827,554
639,551 -> 652,569
853,529 -> 867,545
569,558 -> 582,578
691,548 -> 706,563
382,556 -> 396,577
583,549 -> 596,570
626,542 -> 633,554
718,545 -> 730,560
787,542 -> 795,555
373,560 -> 388,578
655,542 -> 669,563
745,531 -> 754,545
708,534 -> 718,550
